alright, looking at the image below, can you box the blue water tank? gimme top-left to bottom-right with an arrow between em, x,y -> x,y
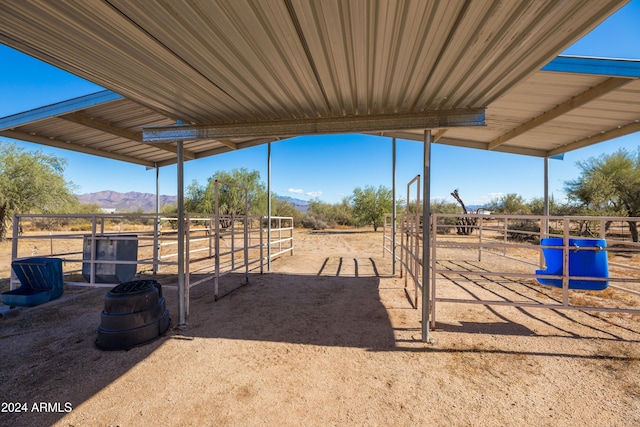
536,238 -> 609,290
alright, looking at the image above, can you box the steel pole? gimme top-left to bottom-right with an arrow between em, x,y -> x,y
267,142 -> 272,272
544,156 -> 550,235
392,137 -> 397,276
422,130 -> 432,342
177,141 -> 186,325
153,165 -> 160,275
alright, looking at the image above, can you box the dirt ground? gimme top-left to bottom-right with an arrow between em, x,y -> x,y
0,229 -> 639,426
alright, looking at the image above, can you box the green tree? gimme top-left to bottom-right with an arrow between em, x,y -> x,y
270,195 -> 302,225
430,199 -> 462,214
305,197 -> 354,228
528,195 -> 579,216
565,148 -> 640,241
180,168 -> 267,216
212,168 -> 267,216
0,143 -> 78,240
430,198 -> 463,234
303,199 -> 336,229
351,185 -> 393,231
486,193 -> 530,215
332,197 -> 354,226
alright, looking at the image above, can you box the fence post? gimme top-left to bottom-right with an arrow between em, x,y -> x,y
10,214 -> 20,290
185,213 -> 190,317
562,217 -> 570,306
260,216 -> 264,274
478,215 -> 483,262
214,180 -> 220,299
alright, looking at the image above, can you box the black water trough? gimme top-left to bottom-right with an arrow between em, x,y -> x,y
96,279 -> 170,350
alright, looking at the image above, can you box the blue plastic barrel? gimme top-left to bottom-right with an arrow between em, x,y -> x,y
536,238 -> 609,290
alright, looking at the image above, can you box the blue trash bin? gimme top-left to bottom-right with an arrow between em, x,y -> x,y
536,238 -> 609,290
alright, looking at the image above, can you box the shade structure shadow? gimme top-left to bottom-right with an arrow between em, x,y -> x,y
0,287 -> 168,427
435,259 -> 640,341
184,272 -> 397,351
436,321 -> 536,336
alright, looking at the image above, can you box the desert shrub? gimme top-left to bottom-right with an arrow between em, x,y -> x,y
301,212 -> 329,230
69,224 -> 93,232
507,219 -> 540,242
431,199 -> 463,234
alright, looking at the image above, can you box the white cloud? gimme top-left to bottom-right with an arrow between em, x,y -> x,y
287,188 -> 323,198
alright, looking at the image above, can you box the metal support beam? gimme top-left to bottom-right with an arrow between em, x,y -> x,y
153,165 -> 160,275
152,137 -> 277,167
60,113 -> 198,159
373,132 -> 552,158
218,139 -> 238,149
432,129 -> 448,142
392,137 -> 397,276
267,142 -> 272,272
154,142 -> 196,160
177,141 -> 186,325
547,120 -> 640,157
422,130 -> 432,342
0,90 -> 122,131
488,77 -> 631,150
60,112 -> 142,141
0,129 -> 155,167
143,109 -> 485,142
544,156 -> 550,236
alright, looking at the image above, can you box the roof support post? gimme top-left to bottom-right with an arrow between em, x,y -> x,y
541,156 -> 550,269
392,137 -> 397,276
267,142 -> 272,272
544,156 -> 550,236
153,165 -> 160,275
422,130 -> 432,342
177,140 -> 187,325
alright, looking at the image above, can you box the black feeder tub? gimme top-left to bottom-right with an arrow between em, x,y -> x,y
96,280 -> 170,350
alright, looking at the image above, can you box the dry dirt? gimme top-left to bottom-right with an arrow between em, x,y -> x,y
0,229 -> 639,426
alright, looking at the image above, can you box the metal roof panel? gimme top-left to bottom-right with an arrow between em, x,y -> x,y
0,1 -> 634,163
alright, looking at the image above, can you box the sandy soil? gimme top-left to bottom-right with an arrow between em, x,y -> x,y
0,229 -> 639,426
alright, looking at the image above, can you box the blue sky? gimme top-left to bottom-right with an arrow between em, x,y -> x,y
1,1 -> 639,206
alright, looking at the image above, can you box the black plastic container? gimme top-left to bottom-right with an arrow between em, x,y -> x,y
96,280 -> 170,350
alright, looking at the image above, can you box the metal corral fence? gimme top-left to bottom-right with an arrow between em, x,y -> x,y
11,213 -> 294,297
384,213 -> 640,329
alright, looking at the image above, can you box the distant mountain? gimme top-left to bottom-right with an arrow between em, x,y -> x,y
278,196 -> 310,212
76,191 -> 177,212
77,191 -> 310,213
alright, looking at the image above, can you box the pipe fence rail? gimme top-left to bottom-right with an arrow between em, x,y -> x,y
384,212 -> 640,330
10,213 -> 294,303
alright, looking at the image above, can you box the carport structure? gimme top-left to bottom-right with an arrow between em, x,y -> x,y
1,0 -> 639,341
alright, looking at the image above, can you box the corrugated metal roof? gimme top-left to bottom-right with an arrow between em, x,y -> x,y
390,57 -> 640,157
0,93 -> 280,167
2,56 -> 638,165
0,1 -> 636,165
0,1 -> 626,120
